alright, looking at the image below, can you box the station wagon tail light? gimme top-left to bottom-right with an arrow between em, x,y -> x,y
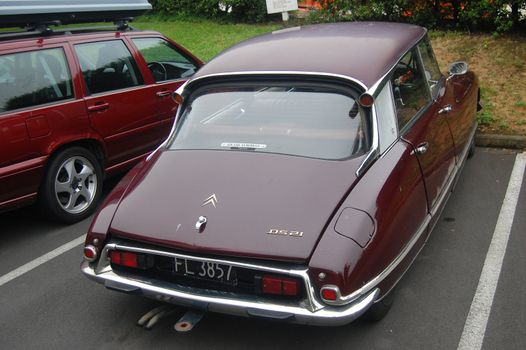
261,276 -> 299,296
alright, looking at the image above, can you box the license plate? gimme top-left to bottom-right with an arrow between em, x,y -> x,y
173,257 -> 236,284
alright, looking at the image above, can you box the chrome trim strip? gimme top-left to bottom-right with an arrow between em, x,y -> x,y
95,242 -> 323,312
356,103 -> 379,177
83,244 -> 379,326
145,84 -> 189,162
187,71 -> 368,91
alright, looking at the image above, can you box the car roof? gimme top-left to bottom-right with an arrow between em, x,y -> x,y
193,22 -> 427,90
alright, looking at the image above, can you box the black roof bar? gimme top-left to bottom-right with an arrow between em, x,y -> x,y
0,19 -> 136,41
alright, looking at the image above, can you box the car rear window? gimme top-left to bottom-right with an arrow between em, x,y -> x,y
0,47 -> 73,113
169,84 -> 369,160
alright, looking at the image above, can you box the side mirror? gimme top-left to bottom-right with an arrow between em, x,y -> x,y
448,61 -> 469,77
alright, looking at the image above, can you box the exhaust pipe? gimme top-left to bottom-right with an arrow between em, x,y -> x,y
174,310 -> 205,333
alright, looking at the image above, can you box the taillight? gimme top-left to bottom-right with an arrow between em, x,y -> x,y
83,245 -> 98,262
261,275 -> 299,296
321,288 -> 338,301
110,251 -> 140,268
109,250 -> 154,270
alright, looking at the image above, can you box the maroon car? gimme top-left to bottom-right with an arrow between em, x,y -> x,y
0,23 -> 202,222
82,22 -> 480,326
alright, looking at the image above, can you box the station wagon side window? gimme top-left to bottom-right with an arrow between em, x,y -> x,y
418,37 -> 442,98
390,48 -> 431,130
74,40 -> 144,95
132,38 -> 198,82
0,48 -> 73,113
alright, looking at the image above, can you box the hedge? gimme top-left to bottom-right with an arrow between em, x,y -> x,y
149,0 -> 271,22
149,0 -> 526,32
310,0 -> 526,32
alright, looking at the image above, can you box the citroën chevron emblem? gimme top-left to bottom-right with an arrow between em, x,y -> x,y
201,194 -> 218,208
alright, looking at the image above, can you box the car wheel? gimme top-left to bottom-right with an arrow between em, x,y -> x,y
40,147 -> 103,224
362,288 -> 396,322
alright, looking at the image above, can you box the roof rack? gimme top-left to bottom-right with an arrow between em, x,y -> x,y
0,19 -> 137,41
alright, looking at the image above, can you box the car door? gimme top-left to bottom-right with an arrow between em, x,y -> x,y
130,36 -> 200,139
392,47 -> 457,214
0,45 -> 84,207
73,39 -> 162,168
444,69 -> 478,161
416,36 -> 477,163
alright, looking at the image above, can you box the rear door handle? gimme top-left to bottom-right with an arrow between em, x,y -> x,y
411,142 -> 429,155
156,90 -> 172,98
438,104 -> 453,114
88,102 -> 110,112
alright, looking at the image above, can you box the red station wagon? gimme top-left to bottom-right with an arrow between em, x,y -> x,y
82,22 -> 481,328
0,21 -> 202,222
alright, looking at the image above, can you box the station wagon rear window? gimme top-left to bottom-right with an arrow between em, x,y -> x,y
169,85 -> 369,160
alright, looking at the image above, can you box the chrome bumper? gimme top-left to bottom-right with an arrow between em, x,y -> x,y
80,243 -> 379,326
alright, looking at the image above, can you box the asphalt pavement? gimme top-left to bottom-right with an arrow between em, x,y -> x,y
0,148 -> 524,350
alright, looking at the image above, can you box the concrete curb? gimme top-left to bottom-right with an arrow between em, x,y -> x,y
475,133 -> 526,150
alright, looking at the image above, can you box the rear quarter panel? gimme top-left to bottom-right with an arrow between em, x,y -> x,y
309,140 -> 428,296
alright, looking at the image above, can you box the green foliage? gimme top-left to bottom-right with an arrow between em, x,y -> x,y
309,0 -> 526,33
149,0 -> 525,31
149,0 -> 272,22
477,87 -> 496,125
477,109 -> 495,125
222,0 -> 269,22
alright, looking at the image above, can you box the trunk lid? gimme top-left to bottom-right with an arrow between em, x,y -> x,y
109,150 -> 363,262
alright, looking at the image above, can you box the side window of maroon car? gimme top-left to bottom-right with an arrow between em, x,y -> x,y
418,37 -> 442,97
391,48 -> 431,130
74,40 -> 144,94
0,48 -> 73,113
132,38 -> 198,82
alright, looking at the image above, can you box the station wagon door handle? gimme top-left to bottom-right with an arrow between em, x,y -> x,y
438,104 -> 453,114
88,102 -> 110,112
156,90 -> 172,98
412,142 -> 429,155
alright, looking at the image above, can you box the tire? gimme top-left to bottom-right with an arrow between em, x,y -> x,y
362,288 -> 396,322
39,147 -> 103,224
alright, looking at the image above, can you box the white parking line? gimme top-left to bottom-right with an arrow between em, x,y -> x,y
457,153 -> 526,350
0,234 -> 86,287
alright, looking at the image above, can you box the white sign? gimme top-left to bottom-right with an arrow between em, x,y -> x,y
265,0 -> 298,14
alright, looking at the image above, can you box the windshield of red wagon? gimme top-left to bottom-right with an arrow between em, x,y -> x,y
168,84 -> 369,160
